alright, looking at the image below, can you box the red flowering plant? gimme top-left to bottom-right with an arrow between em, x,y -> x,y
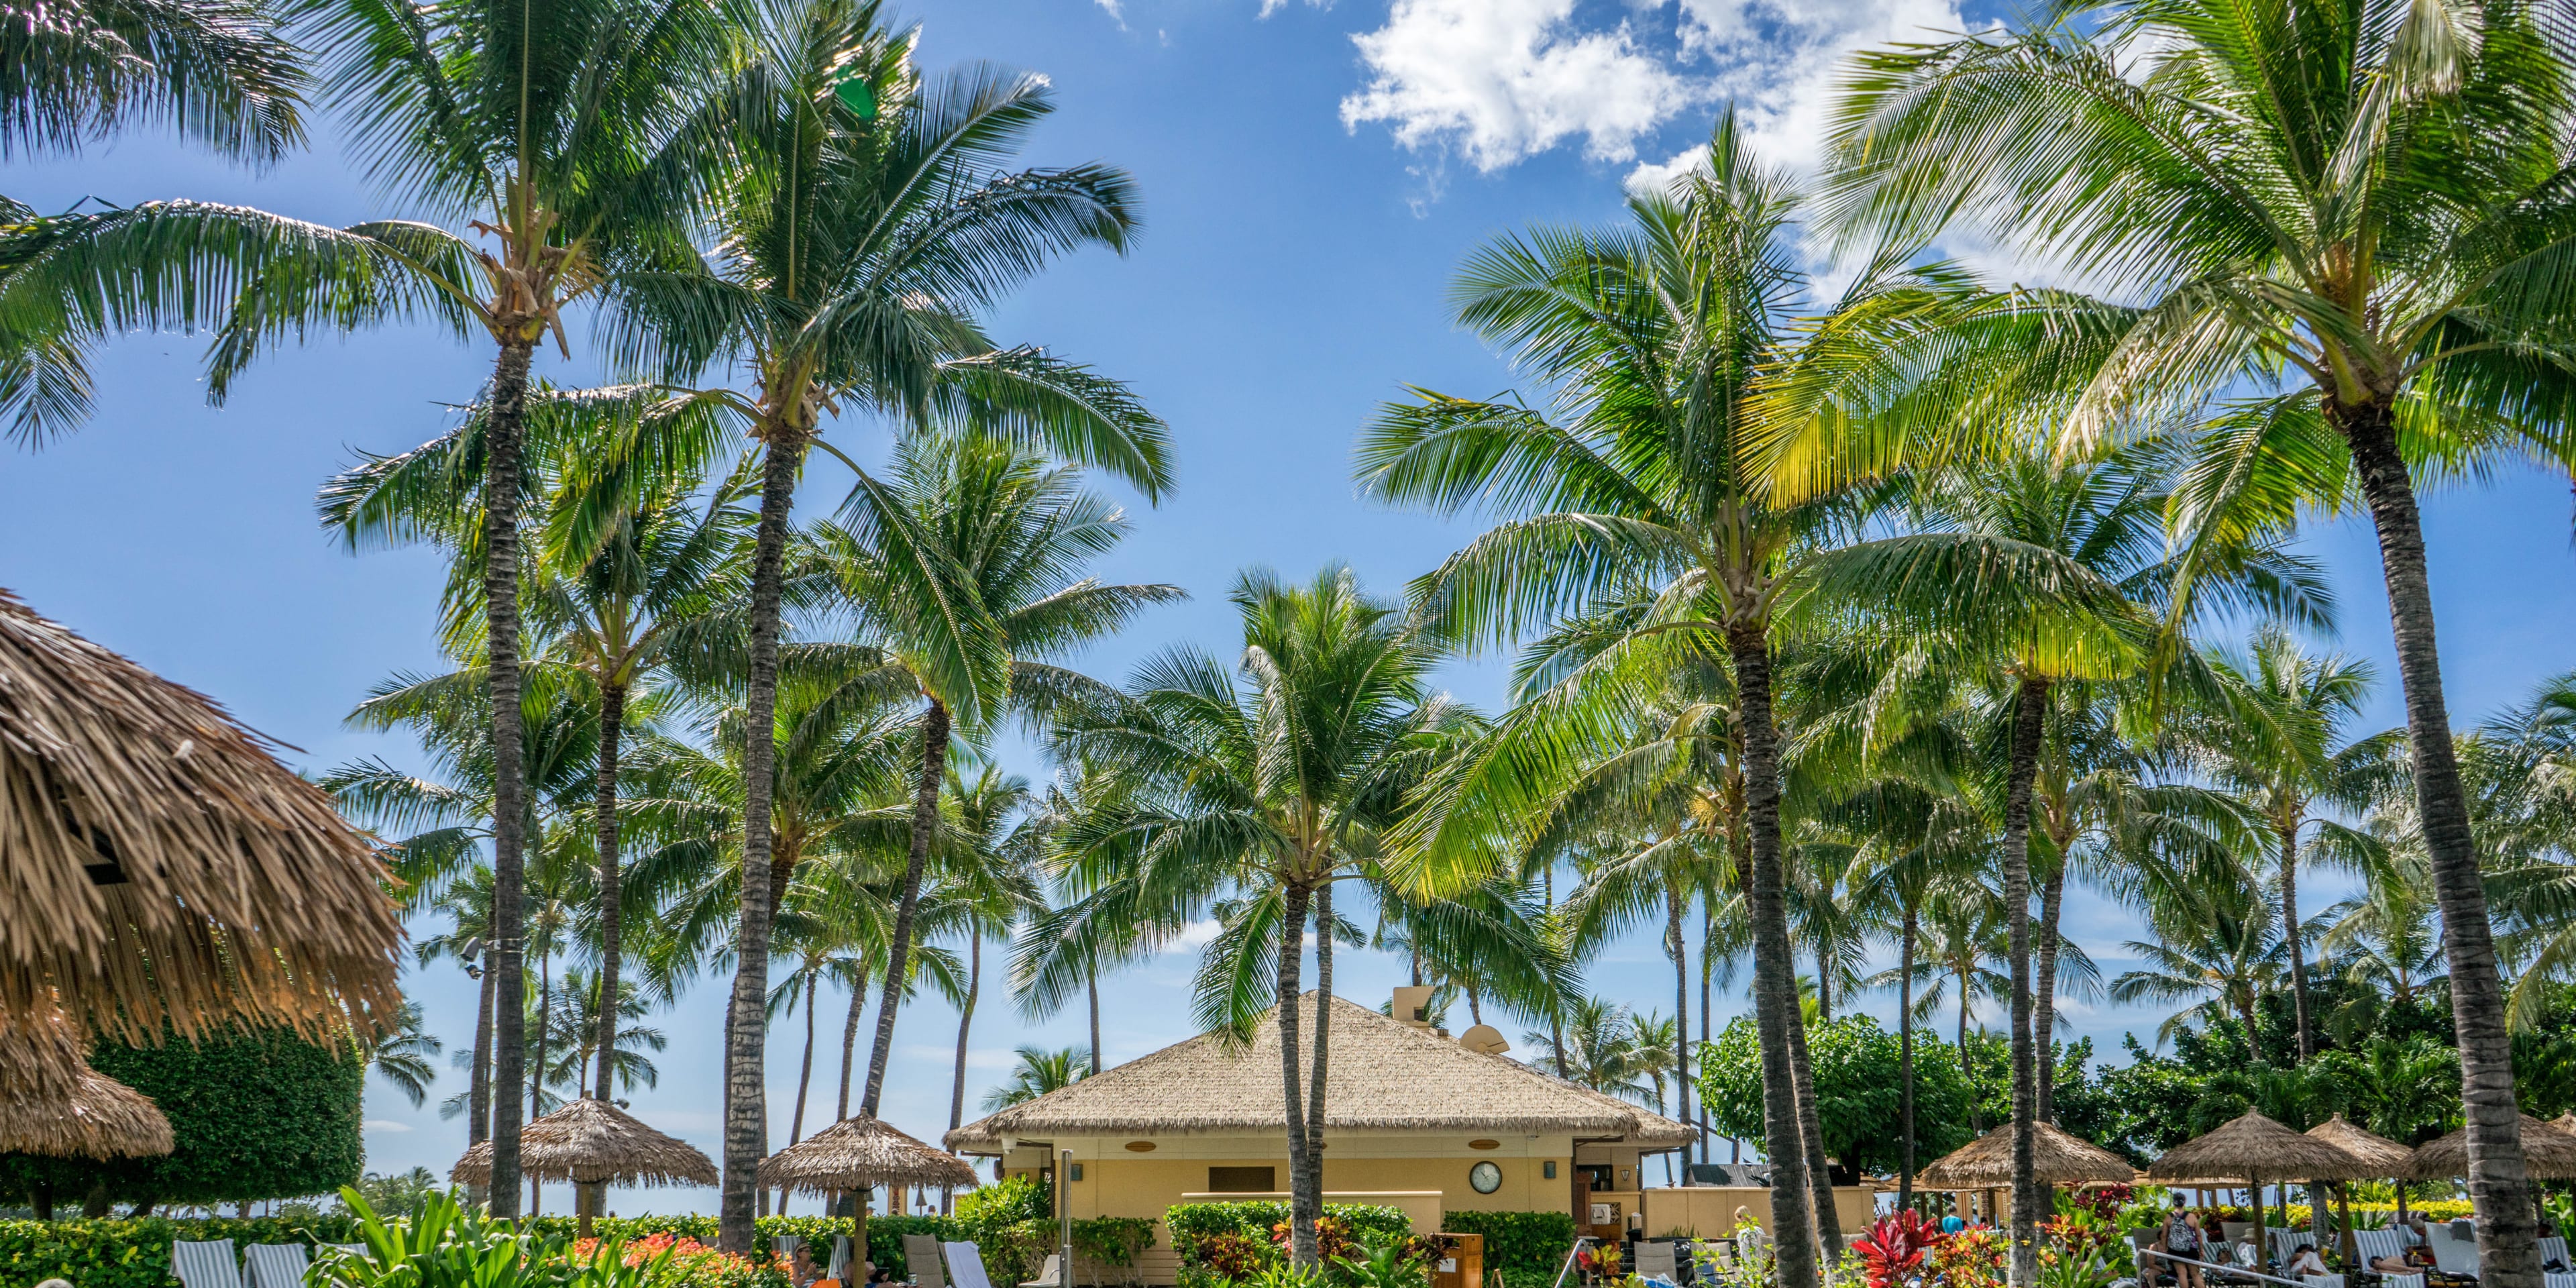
1270,1216 -> 1355,1265
1929,1228 -> 2006,1288
2078,1186 -> 2134,1222
1856,1212 -> 1948,1288
573,1233 -> 791,1288
2040,1211 -> 2115,1263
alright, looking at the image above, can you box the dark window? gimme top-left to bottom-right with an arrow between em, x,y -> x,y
1209,1167 -> 1278,1193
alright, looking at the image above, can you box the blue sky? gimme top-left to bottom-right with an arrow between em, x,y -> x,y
5,0 -> 2576,1213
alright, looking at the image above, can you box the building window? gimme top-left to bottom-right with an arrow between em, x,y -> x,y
1209,1167 -> 1277,1193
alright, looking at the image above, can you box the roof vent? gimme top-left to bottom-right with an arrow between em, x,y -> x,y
1391,985 -> 1436,1028
1459,1024 -> 1510,1056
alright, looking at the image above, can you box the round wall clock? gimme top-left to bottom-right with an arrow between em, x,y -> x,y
1468,1161 -> 1503,1194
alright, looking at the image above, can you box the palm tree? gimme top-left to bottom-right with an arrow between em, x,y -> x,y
1358,115 -> 2127,1282
1045,566 -> 1461,1265
2175,629 -> 2400,1059
944,765 -> 1042,1136
2110,873 -> 2286,1052
808,435 -> 1179,1124
607,5 -> 1171,1239
1827,5 -> 2576,1269
362,1000 -> 443,1108
1523,996 -> 1650,1100
981,1045 -> 1089,1112
0,0 -> 305,165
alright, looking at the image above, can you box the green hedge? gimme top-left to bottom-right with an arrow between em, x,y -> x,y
1434,1211 -> 1576,1285
0,1215 -> 366,1288
1164,1201 -> 1411,1270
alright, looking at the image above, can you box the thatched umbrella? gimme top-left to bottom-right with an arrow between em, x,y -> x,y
2149,1112 -> 2363,1258
2306,1116 -> 2416,1263
0,588 -> 403,1040
451,1098 -> 716,1236
0,1008 -> 173,1159
2404,1115 -> 2576,1179
762,1116 -> 979,1269
1917,1122 -> 2135,1227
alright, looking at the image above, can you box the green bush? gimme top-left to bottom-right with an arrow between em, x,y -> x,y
0,1214 -> 366,1288
1434,1211 -> 1576,1283
0,1026 -> 366,1212
1164,1203 -> 1409,1271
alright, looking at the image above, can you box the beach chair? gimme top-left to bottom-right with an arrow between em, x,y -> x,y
1021,1253 -> 1063,1288
172,1239 -> 242,1288
1635,1241 -> 1680,1282
2538,1237 -> 2567,1270
775,1236 -> 806,1267
945,1240 -> 998,1288
2353,1229 -> 2425,1288
2226,1224 -> 2257,1248
244,1242 -> 309,1288
827,1235 -> 855,1284
2426,1224 -> 2480,1283
907,1234 -> 949,1288
2273,1229 -> 2312,1268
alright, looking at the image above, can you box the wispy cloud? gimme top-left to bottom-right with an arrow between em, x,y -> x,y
363,1119 -> 415,1134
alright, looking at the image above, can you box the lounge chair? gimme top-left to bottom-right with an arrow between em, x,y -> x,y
827,1235 -> 855,1284
944,1241 -> 998,1288
2426,1225 -> 2480,1283
906,1234 -> 949,1288
776,1236 -> 806,1266
244,1242 -> 310,1288
1635,1242 -> 1680,1282
2272,1230 -> 2312,1268
2353,1228 -> 2425,1288
172,1239 -> 242,1288
1022,1252 -> 1063,1288
2538,1237 -> 2568,1270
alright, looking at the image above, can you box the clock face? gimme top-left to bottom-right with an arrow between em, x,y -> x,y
1469,1161 -> 1504,1194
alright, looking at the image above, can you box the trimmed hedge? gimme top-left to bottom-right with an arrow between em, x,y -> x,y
1436,1211 -> 1576,1287
0,1215 -> 366,1288
1165,1202 -> 1411,1265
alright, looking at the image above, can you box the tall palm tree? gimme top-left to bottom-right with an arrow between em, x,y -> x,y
1826,5 -> 2576,1270
944,765 -> 1042,1133
1523,996 -> 1650,1099
2175,630 -> 2400,1059
809,435 -> 1179,1125
1358,115 -> 2126,1283
981,1045 -> 1089,1112
2110,873 -> 2286,1051
608,5 -> 1171,1240
1045,566 -> 1461,1265
362,1000 -> 443,1108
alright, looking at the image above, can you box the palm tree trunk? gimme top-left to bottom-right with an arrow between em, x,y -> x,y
1725,625 -> 1820,1288
594,679 -> 626,1105
2339,396 -> 2536,1288
951,934 -> 979,1132
1815,946 -> 1833,1020
482,332 -> 537,1219
528,948 -> 548,1218
1784,991 -> 1842,1252
1277,880 -> 1316,1267
720,436 -> 802,1253
840,965 -> 867,1124
1899,900 -> 1919,1212
1700,902 -> 1715,1173
863,697 -> 948,1117
793,972 -> 818,1143
2034,863 -> 2065,1124
1668,885 -> 1692,1181
1303,877 -> 1335,1246
1088,959 -> 1102,1076
2281,825 -> 2314,1061
1960,973 -> 1978,1134
470,954 -> 495,1147
1546,864 -> 1566,1075
2000,676 -> 2049,1288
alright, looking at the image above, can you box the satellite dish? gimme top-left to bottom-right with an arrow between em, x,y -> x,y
1460,1024 -> 1511,1056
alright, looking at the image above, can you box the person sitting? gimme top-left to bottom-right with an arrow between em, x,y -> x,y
2289,1242 -> 2331,1279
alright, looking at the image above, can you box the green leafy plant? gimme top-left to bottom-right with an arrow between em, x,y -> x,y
1330,1234 -> 1434,1288
1073,1217 -> 1159,1287
1435,1211 -> 1576,1283
1248,1262 -> 1328,1288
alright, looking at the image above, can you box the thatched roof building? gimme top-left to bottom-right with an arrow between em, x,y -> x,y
949,992 -> 1696,1150
0,588 -> 403,1040
762,1115 -> 979,1195
450,1098 -> 716,1188
2305,1116 -> 2414,1177
1917,1122 -> 2137,1189
2147,1111 -> 2362,1183
2404,1116 -> 2576,1179
0,1008 -> 173,1158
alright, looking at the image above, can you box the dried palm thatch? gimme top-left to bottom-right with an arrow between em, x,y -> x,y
2305,1115 -> 2415,1177
949,993 -> 1696,1152
1917,1122 -> 2138,1189
2147,1112 -> 2363,1183
449,1099 -> 717,1187
2404,1116 -> 2576,1179
0,588 -> 404,1040
0,1007 -> 173,1158
763,1115 -> 979,1195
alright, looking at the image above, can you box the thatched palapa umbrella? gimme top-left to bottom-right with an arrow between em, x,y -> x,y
2306,1116 -> 2416,1263
762,1116 -> 979,1269
2403,1114 -> 2576,1179
1917,1121 -> 2135,1222
2148,1112 -> 2363,1260
451,1098 -> 716,1236
0,1008 -> 173,1159
0,588 -> 403,1039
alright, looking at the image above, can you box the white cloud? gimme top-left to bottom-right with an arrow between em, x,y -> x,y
362,1119 -> 414,1134
1340,0 -> 1702,172
1669,0 -> 1966,176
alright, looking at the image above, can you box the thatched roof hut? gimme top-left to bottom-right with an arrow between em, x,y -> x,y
2404,1116 -> 2576,1179
949,993 -> 1697,1152
0,1008 -> 173,1158
2147,1112 -> 2362,1183
1917,1122 -> 2138,1189
763,1115 -> 979,1196
450,1098 -> 717,1188
2305,1115 -> 2414,1177
0,588 -> 403,1040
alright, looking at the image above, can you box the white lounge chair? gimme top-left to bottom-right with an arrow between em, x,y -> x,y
2273,1230 -> 2314,1267
1021,1252 -> 1063,1288
944,1241 -> 998,1288
2538,1237 -> 2568,1269
172,1239 -> 242,1288
827,1235 -> 856,1284
906,1234 -> 949,1288
2427,1225 -> 2481,1282
244,1242 -> 310,1288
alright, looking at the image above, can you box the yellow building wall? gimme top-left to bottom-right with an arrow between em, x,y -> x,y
1638,1185 -> 1880,1240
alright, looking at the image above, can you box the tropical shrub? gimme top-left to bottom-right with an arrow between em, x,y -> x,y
1330,1234 -> 1435,1288
1928,1228 -> 2005,1288
1271,1217 -> 1356,1266
1435,1210 -> 1577,1284
1073,1217 -> 1159,1287
0,1214 -> 367,1288
1165,1203 -> 1409,1271
1193,1232 -> 1276,1280
573,1234 -> 789,1288
315,1190 -> 670,1288
1854,1212 -> 1944,1288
